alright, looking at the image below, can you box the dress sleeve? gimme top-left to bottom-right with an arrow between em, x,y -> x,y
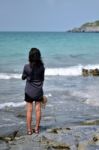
22,65 -> 27,80
42,66 -> 45,81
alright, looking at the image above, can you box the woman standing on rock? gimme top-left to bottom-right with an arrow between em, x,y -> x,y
22,48 -> 45,135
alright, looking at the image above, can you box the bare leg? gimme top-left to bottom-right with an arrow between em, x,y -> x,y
35,102 -> 41,131
26,102 -> 33,132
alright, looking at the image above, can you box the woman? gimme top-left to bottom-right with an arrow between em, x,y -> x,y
22,48 -> 45,135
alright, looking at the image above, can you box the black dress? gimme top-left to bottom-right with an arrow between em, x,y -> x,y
22,64 -> 45,103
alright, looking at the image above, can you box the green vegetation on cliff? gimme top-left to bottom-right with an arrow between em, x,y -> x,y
81,20 -> 99,27
68,20 -> 99,32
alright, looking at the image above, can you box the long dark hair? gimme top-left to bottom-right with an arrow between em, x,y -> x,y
29,48 -> 44,81
29,48 -> 43,67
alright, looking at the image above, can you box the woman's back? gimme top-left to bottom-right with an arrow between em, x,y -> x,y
22,48 -> 45,135
22,48 -> 45,101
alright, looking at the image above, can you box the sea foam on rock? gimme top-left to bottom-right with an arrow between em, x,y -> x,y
82,68 -> 99,76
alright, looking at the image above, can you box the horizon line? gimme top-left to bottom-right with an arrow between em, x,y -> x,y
0,30 -> 67,32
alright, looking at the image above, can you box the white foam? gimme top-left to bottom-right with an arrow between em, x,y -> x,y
83,85 -> 99,107
0,64 -> 99,79
46,104 -> 53,107
0,123 -> 16,128
0,73 -> 21,79
85,99 -> 99,106
46,93 -> 52,97
45,65 -> 82,76
0,102 -> 26,109
84,64 -> 99,70
46,64 -> 99,76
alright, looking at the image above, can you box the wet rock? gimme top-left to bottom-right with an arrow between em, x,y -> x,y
40,136 -> 70,150
52,143 -> 70,150
1,125 -> 99,150
40,129 -> 77,149
93,133 -> 99,143
0,130 -> 18,142
80,120 -> 99,126
16,113 -> 26,118
0,137 -> 11,143
92,68 -> 99,76
82,68 -> 89,76
47,127 -> 71,134
65,127 -> 71,130
93,136 -> 98,142
82,68 -> 99,76
47,128 -> 61,134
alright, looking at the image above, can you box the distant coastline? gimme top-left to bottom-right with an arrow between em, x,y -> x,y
67,20 -> 99,32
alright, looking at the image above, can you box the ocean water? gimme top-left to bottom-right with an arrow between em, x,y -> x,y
0,32 -> 99,130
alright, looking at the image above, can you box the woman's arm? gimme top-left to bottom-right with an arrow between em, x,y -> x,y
22,65 -> 27,80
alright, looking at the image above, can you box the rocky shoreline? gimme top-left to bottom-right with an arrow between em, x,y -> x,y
1,122 -> 99,150
1,86 -> 99,150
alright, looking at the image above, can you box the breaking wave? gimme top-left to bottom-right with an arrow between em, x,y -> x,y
0,64 -> 99,79
0,102 -> 26,109
0,94 -> 51,109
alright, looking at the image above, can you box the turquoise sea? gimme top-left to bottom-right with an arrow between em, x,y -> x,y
0,32 -> 99,131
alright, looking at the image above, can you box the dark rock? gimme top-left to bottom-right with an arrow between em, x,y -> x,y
48,141 -> 70,150
41,136 -> 70,150
82,68 -> 99,76
65,127 -> 71,130
52,145 -> 70,150
93,136 -> 98,142
93,68 -> 99,76
16,113 -> 26,118
0,130 -> 18,142
92,133 -> 99,143
47,127 -> 71,135
82,68 -> 89,76
49,129 -> 58,134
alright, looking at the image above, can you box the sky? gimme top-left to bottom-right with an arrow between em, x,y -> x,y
0,0 -> 99,31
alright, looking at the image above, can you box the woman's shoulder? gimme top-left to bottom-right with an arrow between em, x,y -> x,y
24,64 -> 30,70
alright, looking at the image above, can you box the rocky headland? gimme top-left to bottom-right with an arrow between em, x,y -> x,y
67,20 -> 99,32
